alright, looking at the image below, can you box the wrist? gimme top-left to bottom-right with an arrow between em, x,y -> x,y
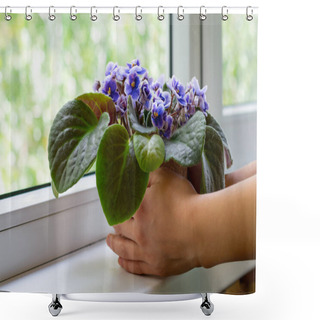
186,193 -> 204,268
191,192 -> 229,269
189,193 -> 217,269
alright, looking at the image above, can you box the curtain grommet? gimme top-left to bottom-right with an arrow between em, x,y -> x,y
221,6 -> 228,21
90,6 -> 98,21
70,6 -> 77,21
4,6 -> 12,21
25,6 -> 32,21
157,6 -> 165,21
177,6 -> 184,21
200,6 -> 207,21
113,6 -> 120,21
48,6 -> 56,21
246,6 -> 254,21
135,6 -> 142,21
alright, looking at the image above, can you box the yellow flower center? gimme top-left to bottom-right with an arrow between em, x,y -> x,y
154,112 -> 158,118
176,89 -> 179,94
108,87 -> 111,95
131,81 -> 135,88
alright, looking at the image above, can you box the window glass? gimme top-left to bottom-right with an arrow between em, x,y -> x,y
222,15 -> 258,106
0,14 -> 168,195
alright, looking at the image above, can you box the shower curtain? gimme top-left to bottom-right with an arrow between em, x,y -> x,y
0,7 -> 257,303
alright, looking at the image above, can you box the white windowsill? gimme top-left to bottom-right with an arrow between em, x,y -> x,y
223,102 -> 257,117
0,174 -> 111,283
0,239 -> 256,295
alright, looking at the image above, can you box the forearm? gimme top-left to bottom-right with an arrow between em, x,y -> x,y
225,161 -> 256,187
192,175 -> 256,268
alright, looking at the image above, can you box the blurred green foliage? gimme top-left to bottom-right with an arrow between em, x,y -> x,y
0,14 -> 168,194
222,15 -> 258,106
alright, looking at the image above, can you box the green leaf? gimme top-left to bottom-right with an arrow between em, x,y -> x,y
127,96 -> 156,134
51,180 -> 59,199
206,112 -> 233,169
164,111 -> 206,167
133,133 -> 165,172
96,125 -> 149,226
200,126 -> 225,194
48,99 -> 110,193
76,92 -> 117,124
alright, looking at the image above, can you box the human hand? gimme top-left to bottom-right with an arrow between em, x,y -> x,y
106,167 -> 201,276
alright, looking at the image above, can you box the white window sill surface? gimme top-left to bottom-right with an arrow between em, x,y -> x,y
0,238 -> 255,295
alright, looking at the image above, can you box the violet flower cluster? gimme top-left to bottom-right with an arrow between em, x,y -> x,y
93,59 -> 209,139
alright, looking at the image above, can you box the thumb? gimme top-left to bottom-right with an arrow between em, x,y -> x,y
147,167 -> 165,187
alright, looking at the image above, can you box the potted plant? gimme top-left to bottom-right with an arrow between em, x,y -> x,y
48,59 -> 232,226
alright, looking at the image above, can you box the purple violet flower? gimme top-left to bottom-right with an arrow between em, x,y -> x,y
191,77 -> 209,115
151,75 -> 165,91
198,96 -> 209,115
125,72 -> 140,100
139,80 -> 152,110
142,72 -> 153,86
151,100 -> 166,129
105,62 -> 118,77
126,59 -> 146,75
154,89 -> 171,109
102,75 -> 119,102
162,115 -> 173,139
185,92 -> 196,116
116,66 -> 129,81
192,77 -> 207,96
116,94 -> 127,116
167,76 -> 187,106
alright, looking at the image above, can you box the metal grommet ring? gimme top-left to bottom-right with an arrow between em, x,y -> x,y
25,6 -> 32,21
200,6 -> 207,21
246,6 -> 253,21
90,6 -> 98,21
177,6 -> 184,21
135,6 -> 142,21
48,6 -> 56,21
4,6 -> 12,21
113,6 -> 120,21
157,6 -> 165,21
221,6 -> 228,21
70,6 -> 77,21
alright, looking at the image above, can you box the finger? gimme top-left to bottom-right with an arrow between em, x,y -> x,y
113,218 -> 135,240
106,234 -> 142,261
118,257 -> 154,275
132,186 -> 153,222
147,168 -> 164,187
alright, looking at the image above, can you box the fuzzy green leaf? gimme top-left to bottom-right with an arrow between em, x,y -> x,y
164,111 -> 206,167
76,92 -> 117,124
206,112 -> 233,169
133,133 -> 165,172
200,126 -> 225,194
51,180 -> 59,199
127,96 -> 156,134
96,124 -> 149,226
48,99 -> 110,193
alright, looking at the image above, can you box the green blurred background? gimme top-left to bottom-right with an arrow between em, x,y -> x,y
0,14 -> 257,195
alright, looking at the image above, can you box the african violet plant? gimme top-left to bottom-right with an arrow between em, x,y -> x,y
48,59 -> 232,226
